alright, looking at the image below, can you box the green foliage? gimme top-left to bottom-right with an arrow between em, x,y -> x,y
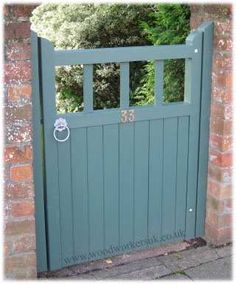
133,4 -> 191,104
31,4 -> 190,111
31,4 -> 154,112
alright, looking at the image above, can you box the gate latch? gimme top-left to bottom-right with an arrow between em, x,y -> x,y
53,118 -> 70,142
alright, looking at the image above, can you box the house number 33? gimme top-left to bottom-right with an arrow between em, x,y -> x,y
120,110 -> 135,123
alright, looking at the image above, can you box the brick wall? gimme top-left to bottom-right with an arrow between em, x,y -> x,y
4,5 -> 38,279
190,5 -> 232,245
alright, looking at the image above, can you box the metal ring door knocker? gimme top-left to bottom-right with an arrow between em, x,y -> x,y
53,118 -> 70,142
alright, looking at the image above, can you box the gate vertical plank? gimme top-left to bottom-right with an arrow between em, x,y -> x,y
83,65 -> 93,112
57,139 -> 73,261
71,128 -> 89,258
155,61 -> 164,105
40,37 -> 62,270
103,124 -> 119,249
31,31 -> 47,272
119,123 -> 134,245
120,63 -> 130,108
162,118 -> 178,236
148,119 -> 163,238
134,121 -> 149,241
87,126 -> 104,252
185,30 -> 203,239
196,22 -> 214,237
175,117 -> 189,233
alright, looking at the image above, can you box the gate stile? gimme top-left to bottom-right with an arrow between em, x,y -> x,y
32,22 -> 213,272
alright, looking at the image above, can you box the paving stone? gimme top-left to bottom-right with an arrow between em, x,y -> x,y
184,256 -> 232,280
215,245 -> 232,258
38,244 -> 232,280
66,240 -> 190,275
42,267 -> 73,278
161,272 -> 191,280
158,253 -> 183,272
159,246 -> 219,272
180,246 -> 219,265
91,257 -> 162,279
110,264 -> 171,280
70,273 -> 97,280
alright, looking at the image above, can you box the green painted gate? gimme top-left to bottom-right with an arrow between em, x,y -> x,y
32,22 -> 213,272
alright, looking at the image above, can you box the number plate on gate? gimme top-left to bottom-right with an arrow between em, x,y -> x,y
120,109 -> 135,123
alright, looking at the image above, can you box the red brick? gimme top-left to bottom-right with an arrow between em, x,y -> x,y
5,104 -> 32,123
10,165 -> 32,182
190,5 -> 204,14
213,52 -> 232,70
12,5 -> 36,18
206,210 -> 218,226
224,199 -> 232,209
210,134 -> 232,151
215,19 -> 232,35
190,17 -> 202,29
211,103 -> 232,120
209,149 -> 232,167
6,42 -> 31,61
5,220 -> 35,236
214,37 -> 232,52
207,195 -> 225,212
10,201 -> 34,217
4,5 -> 11,17
13,235 -> 36,254
212,72 -> 232,89
4,145 -> 32,164
4,22 -> 31,40
207,210 -> 232,228
5,253 -> 36,275
5,124 -> 32,143
208,179 -> 232,200
202,4 -> 232,16
5,182 -> 33,200
210,117 -> 232,136
208,164 -> 232,184
4,61 -> 31,83
212,87 -> 232,104
223,199 -> 232,215
8,85 -> 32,102
205,223 -> 232,245
4,241 -> 10,257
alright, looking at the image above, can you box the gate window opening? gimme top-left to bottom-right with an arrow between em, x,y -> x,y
55,65 -> 84,114
93,63 -> 120,110
129,61 -> 154,107
163,59 -> 185,103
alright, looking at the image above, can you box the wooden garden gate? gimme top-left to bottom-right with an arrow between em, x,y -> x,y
32,22 -> 213,272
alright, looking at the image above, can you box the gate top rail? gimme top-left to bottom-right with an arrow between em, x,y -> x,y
54,44 -> 193,66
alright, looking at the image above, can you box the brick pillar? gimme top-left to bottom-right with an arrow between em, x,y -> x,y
4,5 -> 38,279
190,5 -> 232,245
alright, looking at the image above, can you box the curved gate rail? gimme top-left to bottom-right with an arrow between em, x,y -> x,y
32,22 -> 213,272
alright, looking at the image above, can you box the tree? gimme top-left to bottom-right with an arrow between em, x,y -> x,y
133,4 -> 191,104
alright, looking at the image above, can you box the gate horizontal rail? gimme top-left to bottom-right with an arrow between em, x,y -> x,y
58,103 -> 195,128
54,44 -> 194,65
